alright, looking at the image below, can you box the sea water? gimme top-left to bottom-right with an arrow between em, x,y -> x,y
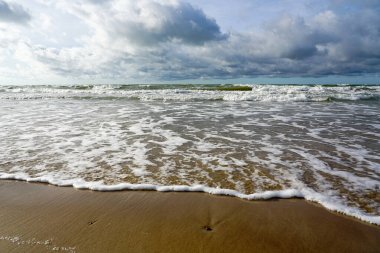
0,84 -> 379,224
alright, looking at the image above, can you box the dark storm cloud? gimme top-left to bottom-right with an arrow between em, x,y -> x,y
29,0 -> 380,81
105,1 -> 227,46
0,0 -> 31,24
174,7 -> 380,79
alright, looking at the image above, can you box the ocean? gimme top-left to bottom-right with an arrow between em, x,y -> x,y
0,84 -> 379,224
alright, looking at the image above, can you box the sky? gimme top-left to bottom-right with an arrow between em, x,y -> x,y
0,0 -> 379,85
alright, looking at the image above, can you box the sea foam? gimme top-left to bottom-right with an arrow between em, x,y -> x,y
0,84 -> 379,102
1,172 -> 379,225
0,84 -> 379,226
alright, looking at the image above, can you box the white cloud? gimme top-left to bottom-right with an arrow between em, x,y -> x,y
1,0 -> 380,83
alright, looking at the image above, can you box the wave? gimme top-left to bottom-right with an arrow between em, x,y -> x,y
0,84 -> 379,102
1,172 -> 379,225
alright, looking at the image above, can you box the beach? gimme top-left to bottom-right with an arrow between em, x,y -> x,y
1,0 -> 380,251
0,84 -> 379,252
1,84 -> 380,225
1,180 -> 379,253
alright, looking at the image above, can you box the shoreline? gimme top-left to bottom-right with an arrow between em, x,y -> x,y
2,174 -> 379,225
0,180 -> 379,253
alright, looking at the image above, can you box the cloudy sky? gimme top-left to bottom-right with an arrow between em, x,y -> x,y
0,0 -> 379,84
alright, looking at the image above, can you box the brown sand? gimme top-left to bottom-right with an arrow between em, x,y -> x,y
0,180 -> 379,253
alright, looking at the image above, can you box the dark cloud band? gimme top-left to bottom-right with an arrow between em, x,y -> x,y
5,0 -> 380,81
0,0 -> 31,24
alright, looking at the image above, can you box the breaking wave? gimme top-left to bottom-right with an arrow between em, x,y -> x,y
1,84 -> 379,102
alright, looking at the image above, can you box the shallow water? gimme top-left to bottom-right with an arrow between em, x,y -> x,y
0,84 -> 379,224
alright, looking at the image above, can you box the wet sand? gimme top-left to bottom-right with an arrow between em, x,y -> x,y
0,180 -> 379,253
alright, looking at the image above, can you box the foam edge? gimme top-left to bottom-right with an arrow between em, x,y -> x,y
0,173 -> 379,225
